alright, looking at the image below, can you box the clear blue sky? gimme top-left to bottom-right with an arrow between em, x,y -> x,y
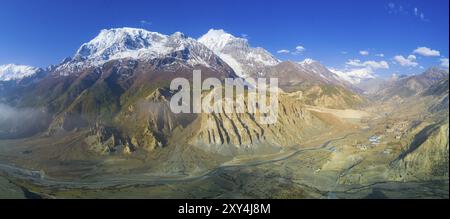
0,0 -> 448,78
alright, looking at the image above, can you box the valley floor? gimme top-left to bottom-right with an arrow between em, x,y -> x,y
0,104 -> 448,199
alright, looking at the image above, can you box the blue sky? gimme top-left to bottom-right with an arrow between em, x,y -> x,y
0,0 -> 448,78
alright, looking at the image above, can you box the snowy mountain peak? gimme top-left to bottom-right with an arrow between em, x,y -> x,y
0,64 -> 40,81
198,29 -> 244,52
171,31 -> 187,39
198,29 -> 279,78
57,27 -> 226,74
74,27 -> 169,61
299,58 -> 317,65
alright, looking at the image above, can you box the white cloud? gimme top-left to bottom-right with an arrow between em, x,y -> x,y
346,59 -> 363,66
375,53 -> 385,57
413,7 -> 426,20
386,2 -> 407,15
387,2 -> 396,13
359,50 -> 369,56
366,60 -> 389,69
330,59 -> 389,84
441,58 -> 449,69
341,51 -> 348,55
329,67 -> 376,84
394,55 -> 419,67
388,2 -> 395,9
388,4 -> 427,21
140,20 -> 152,25
277,49 -> 290,54
279,45 -> 306,55
420,13 -> 425,20
290,45 -> 306,55
413,47 -> 440,57
346,59 -> 389,69
295,45 -> 305,53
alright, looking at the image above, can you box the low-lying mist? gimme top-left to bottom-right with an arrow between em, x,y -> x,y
0,103 -> 51,139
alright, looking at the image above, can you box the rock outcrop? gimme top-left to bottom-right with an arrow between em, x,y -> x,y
390,122 -> 449,181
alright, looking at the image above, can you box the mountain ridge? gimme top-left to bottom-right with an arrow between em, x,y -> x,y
198,29 -> 280,78
55,28 -> 234,76
0,64 -> 41,81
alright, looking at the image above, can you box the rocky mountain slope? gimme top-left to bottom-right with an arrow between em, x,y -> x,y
382,75 -> 449,181
374,67 -> 449,101
390,121 -> 449,181
260,61 -> 364,108
179,90 -> 354,156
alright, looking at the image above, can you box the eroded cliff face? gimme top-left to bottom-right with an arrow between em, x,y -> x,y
82,87 -> 353,157
183,91 -> 350,156
390,122 -> 449,181
85,88 -> 183,155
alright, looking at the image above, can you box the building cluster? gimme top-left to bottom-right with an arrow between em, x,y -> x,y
384,120 -> 409,140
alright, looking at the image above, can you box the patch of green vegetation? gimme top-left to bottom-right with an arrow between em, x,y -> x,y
63,81 -> 121,123
119,81 -> 170,108
321,84 -> 340,96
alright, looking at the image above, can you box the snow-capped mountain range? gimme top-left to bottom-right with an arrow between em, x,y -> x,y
0,64 -> 40,81
56,28 -> 227,74
2,27 -> 372,85
198,29 -> 280,78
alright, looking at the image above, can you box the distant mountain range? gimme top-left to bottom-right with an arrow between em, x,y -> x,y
0,28 -> 385,87
0,64 -> 41,81
374,67 -> 449,101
